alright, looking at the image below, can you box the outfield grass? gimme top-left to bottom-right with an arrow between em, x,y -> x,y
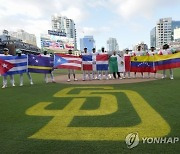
0,69 -> 180,153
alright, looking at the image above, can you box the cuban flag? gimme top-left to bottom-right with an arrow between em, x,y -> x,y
0,55 -> 27,76
54,53 -> 82,70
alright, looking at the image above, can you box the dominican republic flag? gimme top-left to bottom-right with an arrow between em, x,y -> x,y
28,54 -> 53,73
82,54 -> 109,71
82,55 -> 93,70
0,55 -> 27,76
54,53 -> 82,70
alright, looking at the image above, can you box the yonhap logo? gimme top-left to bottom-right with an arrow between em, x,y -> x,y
125,132 -> 179,149
125,132 -> 139,149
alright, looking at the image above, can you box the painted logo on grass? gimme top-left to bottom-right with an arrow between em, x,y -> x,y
26,87 -> 170,141
125,132 -> 139,149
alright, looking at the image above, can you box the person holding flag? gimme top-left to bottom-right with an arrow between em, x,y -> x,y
17,51 -> 33,86
123,49 -> 131,79
82,48 -> 92,81
92,48 -> 98,80
133,46 -> 144,78
67,50 -> 78,82
1,48 -> 15,88
41,51 -> 55,83
98,47 -> 109,80
109,51 -> 123,79
160,44 -> 174,80
147,47 -> 157,78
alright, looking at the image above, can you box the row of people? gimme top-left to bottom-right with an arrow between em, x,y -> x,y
1,49 -> 55,88
1,46 -> 175,88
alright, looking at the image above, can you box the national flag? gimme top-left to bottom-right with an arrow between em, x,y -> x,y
82,55 -> 93,70
0,58 -> 14,75
82,54 -> 109,71
124,56 -> 131,72
96,54 -> 109,71
130,56 -> 155,72
0,55 -> 27,75
109,56 -> 125,73
154,52 -> 180,70
28,54 -> 53,73
54,53 -> 82,70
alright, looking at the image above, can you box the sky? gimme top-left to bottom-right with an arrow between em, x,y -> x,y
0,0 -> 180,50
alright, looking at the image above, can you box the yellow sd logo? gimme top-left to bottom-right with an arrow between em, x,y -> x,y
26,87 -> 170,141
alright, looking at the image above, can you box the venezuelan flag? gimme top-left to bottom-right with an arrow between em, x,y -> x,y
130,55 -> 155,72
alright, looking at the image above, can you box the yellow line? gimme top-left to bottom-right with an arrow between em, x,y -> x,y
28,66 -> 52,70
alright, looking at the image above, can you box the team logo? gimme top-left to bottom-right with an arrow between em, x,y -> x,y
26,87 -> 170,141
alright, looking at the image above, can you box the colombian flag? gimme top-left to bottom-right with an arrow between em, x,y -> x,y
154,52 -> 180,70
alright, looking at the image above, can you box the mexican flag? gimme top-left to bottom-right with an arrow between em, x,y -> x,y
109,55 -> 125,73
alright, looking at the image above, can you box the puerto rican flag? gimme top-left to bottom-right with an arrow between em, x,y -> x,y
82,54 -> 109,71
54,53 -> 82,70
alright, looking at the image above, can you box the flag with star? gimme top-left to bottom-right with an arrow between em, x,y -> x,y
0,55 -> 27,75
54,53 -> 82,70
28,54 -> 53,73
130,55 -> 155,72
0,58 -> 14,75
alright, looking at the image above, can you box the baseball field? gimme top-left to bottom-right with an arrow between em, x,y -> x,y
0,69 -> 179,153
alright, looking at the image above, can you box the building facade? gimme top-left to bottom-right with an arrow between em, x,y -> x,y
174,28 -> 180,41
106,38 -> 119,52
153,17 -> 180,49
9,29 -> 37,46
150,27 -> 156,47
80,36 -> 95,52
155,18 -> 172,49
51,14 -> 77,50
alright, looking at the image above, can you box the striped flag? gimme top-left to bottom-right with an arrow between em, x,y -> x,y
154,52 -> 180,70
28,54 -> 53,73
130,52 -> 180,72
96,54 -> 109,71
54,53 -> 82,70
130,55 -> 155,72
82,55 -> 93,70
0,55 -> 27,75
82,54 -> 109,71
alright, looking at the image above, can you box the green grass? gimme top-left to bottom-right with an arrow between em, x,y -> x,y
0,69 -> 180,153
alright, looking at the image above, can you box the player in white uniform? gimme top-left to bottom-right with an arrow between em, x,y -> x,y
98,47 -> 108,80
133,46 -> 144,78
41,51 -> 55,83
17,51 -> 33,86
67,50 -> 78,82
159,44 -> 174,80
123,49 -> 131,78
82,48 -> 91,81
111,51 -> 122,79
1,48 -> 15,88
92,48 -> 98,79
147,47 -> 158,78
